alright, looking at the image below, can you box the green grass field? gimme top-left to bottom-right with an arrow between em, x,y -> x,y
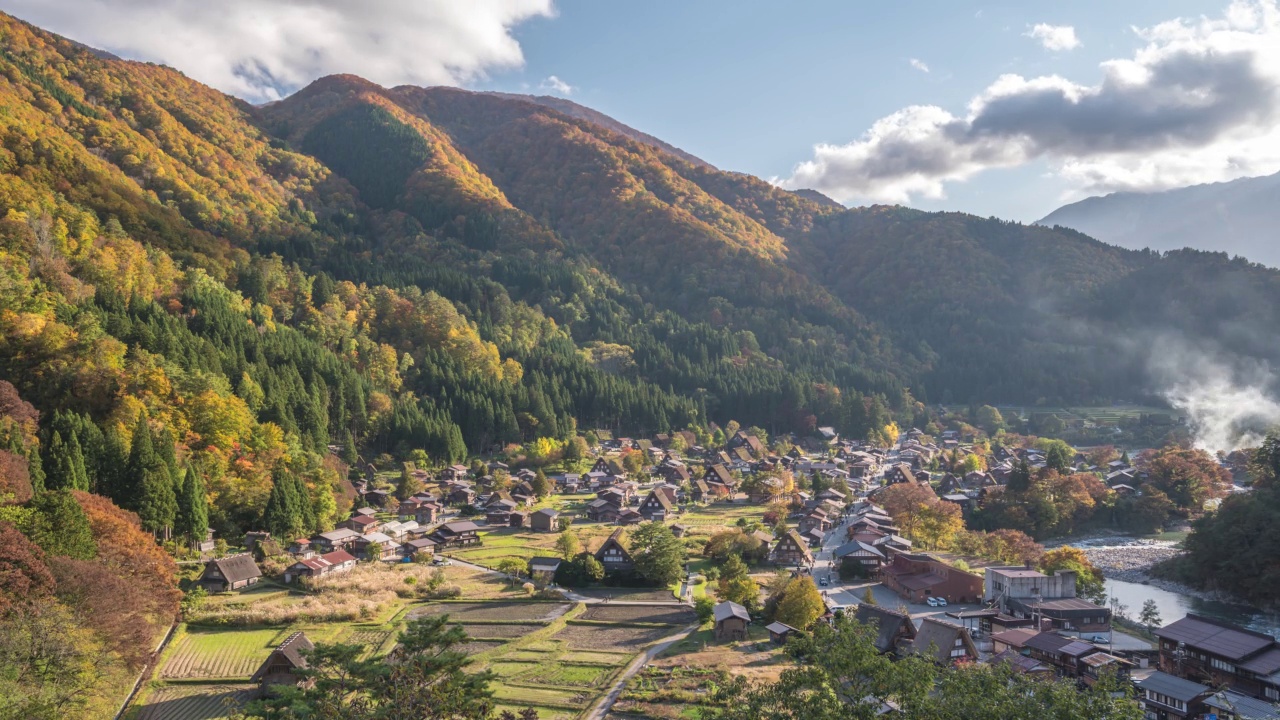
159,627 -> 285,680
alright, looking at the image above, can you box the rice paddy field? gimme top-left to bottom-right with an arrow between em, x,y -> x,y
131,592 -> 689,720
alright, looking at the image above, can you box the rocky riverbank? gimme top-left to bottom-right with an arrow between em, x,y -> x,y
1079,539 -> 1184,583
1078,539 -> 1242,603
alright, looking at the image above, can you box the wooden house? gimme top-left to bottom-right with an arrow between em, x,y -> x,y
772,530 -> 813,566
909,618 -> 978,665
638,488 -> 675,521
429,521 -> 481,548
529,556 -> 561,585
198,554 -> 262,593
854,605 -> 916,655
766,622 -> 797,644
252,632 -> 314,694
284,549 -> 357,583
594,528 -> 633,573
714,601 -> 750,641
530,508 -> 559,532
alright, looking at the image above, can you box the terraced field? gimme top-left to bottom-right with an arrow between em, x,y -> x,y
459,623 -> 544,639
407,601 -> 571,623
134,684 -> 255,720
578,605 -> 696,625
554,623 -> 674,652
159,628 -> 282,679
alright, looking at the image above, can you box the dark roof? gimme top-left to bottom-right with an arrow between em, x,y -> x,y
440,521 -> 480,534
991,649 -> 1051,674
643,489 -> 674,512
910,618 -> 972,664
251,631 -> 314,682
1204,691 -> 1280,720
833,540 -> 885,560
1156,614 -> 1276,661
1240,646 -> 1280,675
529,556 -> 561,569
854,605 -> 915,653
1136,671 -> 1210,703
207,554 -> 261,584
1024,631 -> 1074,654
766,622 -> 796,635
532,508 -> 559,518
714,601 -> 750,622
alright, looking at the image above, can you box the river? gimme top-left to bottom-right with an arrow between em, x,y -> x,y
1105,577 -> 1280,637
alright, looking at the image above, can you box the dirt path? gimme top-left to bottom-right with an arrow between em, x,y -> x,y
583,623 -> 699,720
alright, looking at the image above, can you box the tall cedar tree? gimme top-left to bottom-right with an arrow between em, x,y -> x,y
44,431 -> 89,492
398,461 -> 423,500
176,464 -> 209,543
127,414 -> 176,535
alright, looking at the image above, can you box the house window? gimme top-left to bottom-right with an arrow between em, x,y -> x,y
1264,685 -> 1279,701
950,648 -> 967,658
1210,657 -> 1235,673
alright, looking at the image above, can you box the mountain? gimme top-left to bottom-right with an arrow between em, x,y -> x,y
1037,172 -> 1280,268
483,91 -> 714,169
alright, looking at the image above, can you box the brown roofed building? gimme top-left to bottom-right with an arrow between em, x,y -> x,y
772,530 -> 814,567
909,618 -> 978,665
638,488 -> 675,521
595,528 -> 633,573
252,631 -> 314,693
881,553 -> 983,604
854,605 -> 917,655
198,554 -> 262,593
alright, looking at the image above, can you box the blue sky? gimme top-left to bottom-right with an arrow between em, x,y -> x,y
9,0 -> 1280,222
470,0 -> 1230,220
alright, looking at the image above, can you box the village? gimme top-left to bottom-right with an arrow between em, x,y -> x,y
136,420 -> 1279,720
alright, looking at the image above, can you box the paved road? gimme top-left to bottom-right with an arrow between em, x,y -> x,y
583,623 -> 700,720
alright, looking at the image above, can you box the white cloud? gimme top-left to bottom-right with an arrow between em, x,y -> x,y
780,0 -> 1280,204
1026,23 -> 1081,51
4,0 -> 555,102
909,58 -> 931,73
539,75 -> 574,95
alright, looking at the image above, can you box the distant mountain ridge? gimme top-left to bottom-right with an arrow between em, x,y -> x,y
1037,172 -> 1280,268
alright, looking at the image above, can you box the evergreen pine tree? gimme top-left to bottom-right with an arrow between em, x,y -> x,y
125,412 -> 157,507
294,475 -> 316,536
1008,458 -> 1033,493
136,463 -> 177,537
66,432 -> 90,491
177,463 -> 209,545
26,442 -> 44,494
44,431 -> 69,490
155,424 -> 180,490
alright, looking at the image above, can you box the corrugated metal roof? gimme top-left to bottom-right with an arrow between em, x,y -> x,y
1156,615 -> 1275,661
1136,671 -> 1209,702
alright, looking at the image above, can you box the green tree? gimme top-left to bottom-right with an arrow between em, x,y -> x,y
44,431 -> 89,492
774,575 -> 825,629
629,522 -> 686,587
1043,440 -> 1074,473
694,595 -> 716,624
555,529 -> 580,560
718,553 -> 761,611
1139,599 -> 1162,631
861,587 -> 877,606
27,490 -> 97,560
531,469 -> 551,499
397,461 -> 423,500
975,405 -> 1006,436
497,557 -> 526,586
176,463 -> 209,545
578,553 -> 605,582
264,474 -> 303,540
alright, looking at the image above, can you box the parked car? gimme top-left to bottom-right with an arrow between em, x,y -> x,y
820,577 -> 829,587
925,596 -> 941,607
936,597 -> 948,607
432,557 -> 453,566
